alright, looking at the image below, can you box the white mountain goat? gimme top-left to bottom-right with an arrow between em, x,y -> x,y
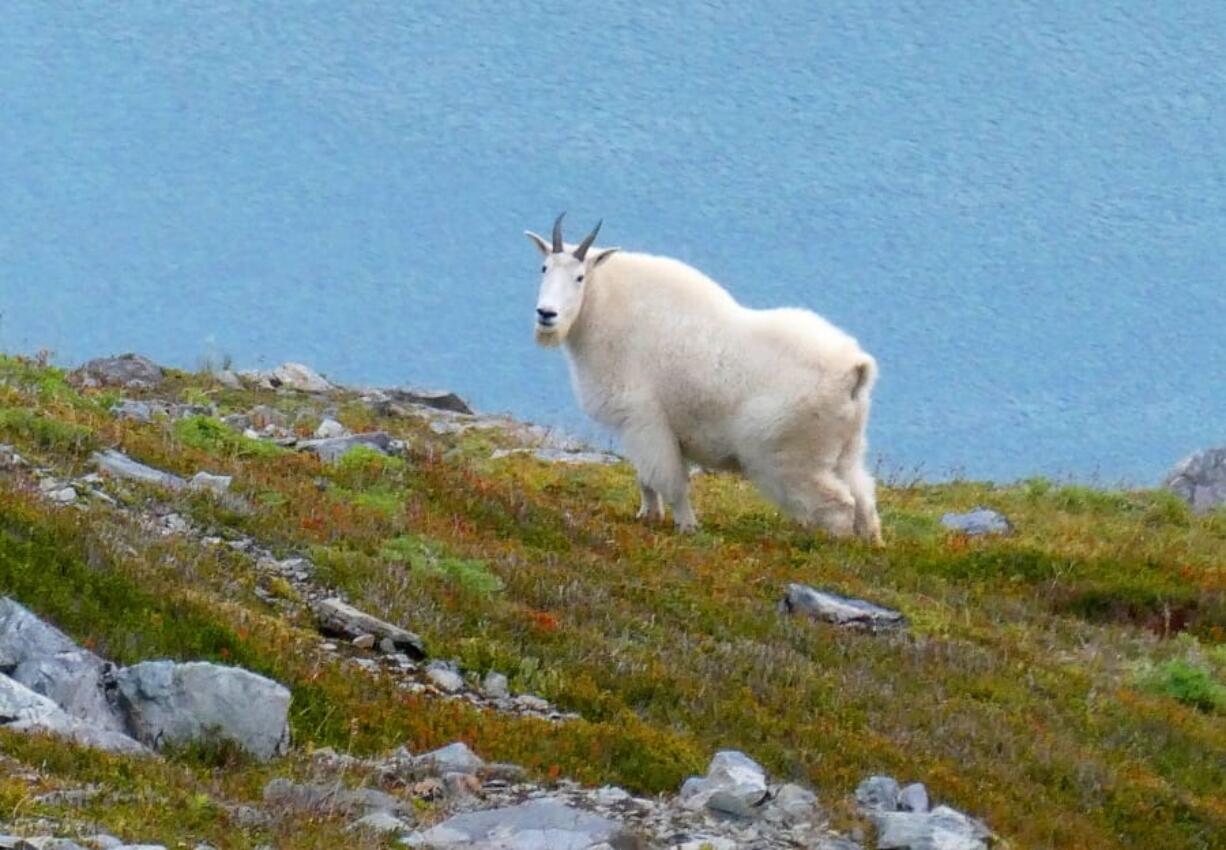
525,214 -> 883,544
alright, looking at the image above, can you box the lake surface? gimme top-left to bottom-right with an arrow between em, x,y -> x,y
2,2 -> 1223,482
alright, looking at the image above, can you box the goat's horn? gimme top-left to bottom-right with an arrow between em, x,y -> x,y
551,212 -> 566,253
573,219 -> 602,261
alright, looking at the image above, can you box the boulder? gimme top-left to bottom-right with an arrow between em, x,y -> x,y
402,799 -> 627,850
74,354 -> 164,389
116,661 -> 290,760
481,671 -> 510,699
0,675 -> 149,755
267,363 -> 334,394
11,652 -> 126,735
426,662 -> 465,694
780,584 -> 906,631
297,432 -> 393,463
940,508 -> 1011,536
92,451 -> 186,491
679,750 -> 769,818
312,598 -> 425,658
414,742 -> 485,775
1165,446 -> 1226,513
0,598 -> 80,668
314,419 -> 347,439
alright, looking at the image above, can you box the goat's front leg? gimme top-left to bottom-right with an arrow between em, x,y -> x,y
620,421 -> 698,532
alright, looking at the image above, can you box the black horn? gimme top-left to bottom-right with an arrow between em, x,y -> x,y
551,212 -> 566,253
573,219 -> 602,261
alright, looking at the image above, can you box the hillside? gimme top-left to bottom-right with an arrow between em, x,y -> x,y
0,352 -> 1223,850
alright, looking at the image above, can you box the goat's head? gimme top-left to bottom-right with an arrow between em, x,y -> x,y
525,213 -> 619,347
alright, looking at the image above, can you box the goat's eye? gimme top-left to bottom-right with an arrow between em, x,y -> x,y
541,265 -> 547,273
576,274 -> 584,283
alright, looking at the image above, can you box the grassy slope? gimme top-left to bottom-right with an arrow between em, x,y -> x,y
0,354 -> 1223,849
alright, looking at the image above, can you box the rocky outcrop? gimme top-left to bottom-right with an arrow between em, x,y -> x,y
116,661 -> 291,760
856,775 -> 992,850
781,584 -> 906,631
0,675 -> 148,756
92,450 -> 186,491
1165,446 -> 1226,513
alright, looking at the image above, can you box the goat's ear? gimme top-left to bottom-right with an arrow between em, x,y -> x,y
591,247 -> 620,267
524,231 -> 551,256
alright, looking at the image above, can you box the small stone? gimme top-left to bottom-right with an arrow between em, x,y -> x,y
780,584 -> 905,630
111,399 -> 156,422
188,471 -> 232,495
516,694 -> 550,711
940,507 -> 1012,536
482,671 -> 510,699
899,782 -> 930,813
84,836 -> 124,850
594,785 -> 631,805
442,771 -> 480,798
771,783 -> 820,823
415,742 -> 485,775
378,637 -> 397,654
426,663 -> 465,694
352,634 -> 376,650
315,418 -> 347,439
855,775 -> 901,812
47,486 -> 78,504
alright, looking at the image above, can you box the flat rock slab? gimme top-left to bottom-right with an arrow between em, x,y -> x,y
940,508 -> 1012,536
0,674 -> 149,756
871,807 -> 991,850
92,451 -> 186,491
781,584 -> 906,631
381,388 -> 473,415
74,354 -> 164,389
267,363 -> 335,393
1165,446 -> 1226,513
116,661 -> 290,760
403,799 -> 626,850
297,433 -> 393,463
314,598 -> 425,659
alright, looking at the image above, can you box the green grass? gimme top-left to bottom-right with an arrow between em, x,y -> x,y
0,359 -> 1223,849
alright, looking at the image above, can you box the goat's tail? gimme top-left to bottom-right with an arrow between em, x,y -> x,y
848,355 -> 877,402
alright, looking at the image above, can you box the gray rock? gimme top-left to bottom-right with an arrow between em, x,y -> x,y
1165,446 -> 1226,513
267,363 -> 334,393
402,799 -> 626,850
870,806 -> 990,850
11,651 -> 127,735
415,741 -> 484,775
780,584 -> 906,631
75,354 -> 164,389
0,674 -> 149,755
313,598 -> 425,658
481,671 -> 510,699
352,634 -> 376,650
83,837 -> 124,850
297,432 -> 393,463
769,783 -> 820,823
46,486 -> 78,505
247,405 -> 289,429
92,450 -> 185,491
855,775 -> 901,812
349,811 -> 413,834
188,472 -> 232,495
940,508 -> 1011,536
315,418 -> 347,439
110,400 -> 157,422
899,782 -> 930,813
679,750 -> 769,817
214,370 -> 242,389
368,388 -> 473,416
426,663 -> 465,694
0,598 -> 81,669
116,661 -> 290,760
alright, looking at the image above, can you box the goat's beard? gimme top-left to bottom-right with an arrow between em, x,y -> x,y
534,325 -> 564,347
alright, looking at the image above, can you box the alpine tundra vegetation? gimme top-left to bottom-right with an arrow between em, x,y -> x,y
0,352 -> 1223,849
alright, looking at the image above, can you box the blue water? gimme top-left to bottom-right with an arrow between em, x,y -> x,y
2,2 -> 1224,483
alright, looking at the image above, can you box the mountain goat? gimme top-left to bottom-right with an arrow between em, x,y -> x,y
525,214 -> 883,544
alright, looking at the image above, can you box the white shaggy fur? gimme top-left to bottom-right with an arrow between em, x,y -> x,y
525,220 -> 883,544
